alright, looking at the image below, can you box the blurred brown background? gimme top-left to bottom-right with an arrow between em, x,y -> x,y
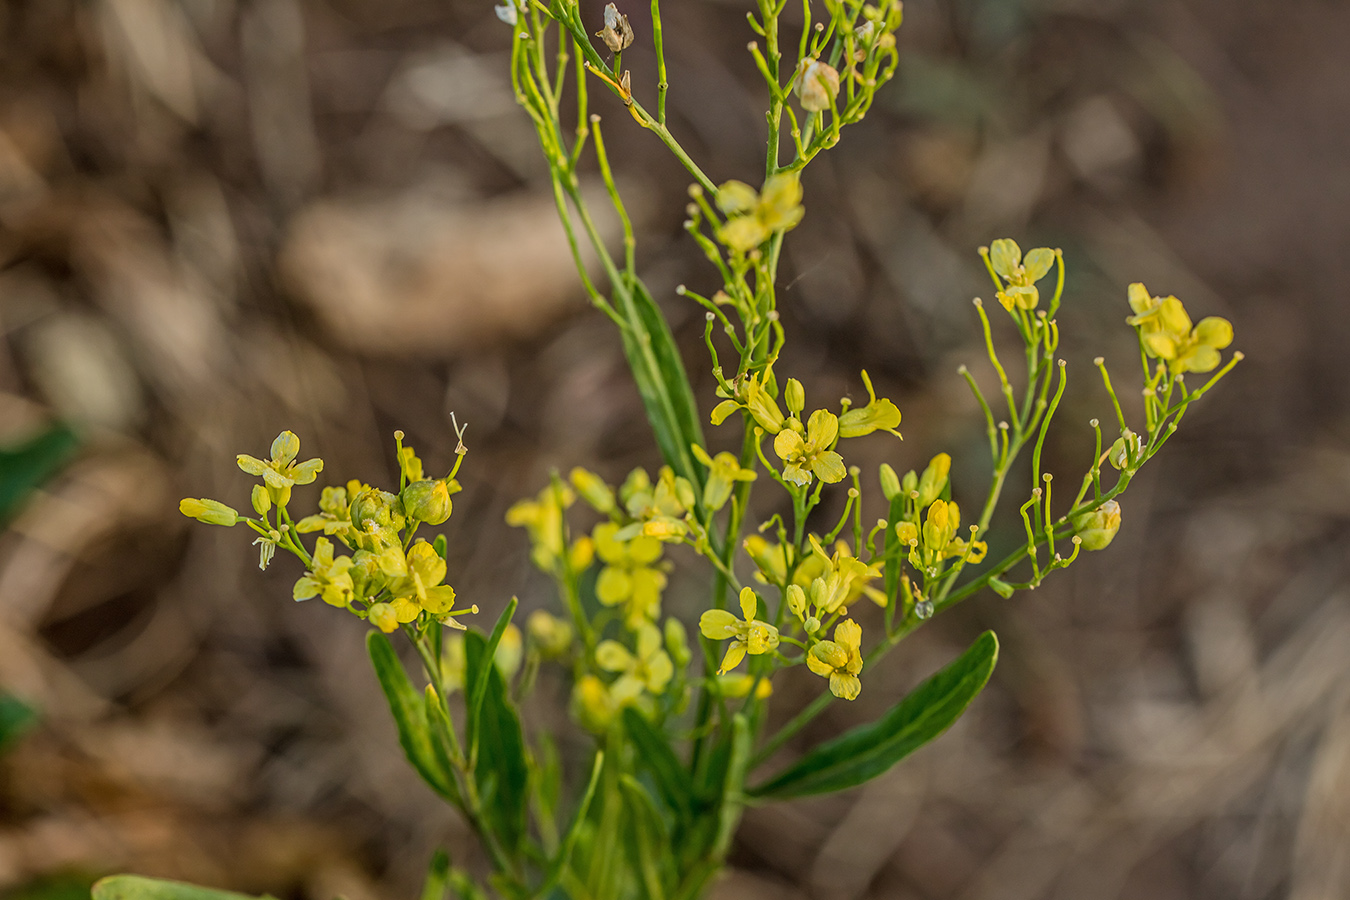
1,0 -> 1347,898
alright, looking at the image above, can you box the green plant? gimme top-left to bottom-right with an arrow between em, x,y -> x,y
160,2 -> 1240,898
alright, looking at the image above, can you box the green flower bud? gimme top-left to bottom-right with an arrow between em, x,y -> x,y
1072,500 -> 1121,551
351,488 -> 403,531
785,378 -> 805,416
179,498 -> 238,527
879,463 -> 902,501
251,485 -> 271,516
401,479 -> 451,525
901,469 -> 917,495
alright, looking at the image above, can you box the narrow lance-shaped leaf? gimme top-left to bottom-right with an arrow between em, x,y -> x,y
366,632 -> 457,801
622,706 -> 695,824
616,277 -> 707,505
464,629 -> 529,854
93,876 -> 271,900
750,631 -> 999,800
467,596 -> 518,752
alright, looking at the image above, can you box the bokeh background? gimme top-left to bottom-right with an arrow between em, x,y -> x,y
2,0 -> 1348,898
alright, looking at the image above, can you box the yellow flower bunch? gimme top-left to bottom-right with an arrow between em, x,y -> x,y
807,619 -> 864,700
1127,283 -> 1234,374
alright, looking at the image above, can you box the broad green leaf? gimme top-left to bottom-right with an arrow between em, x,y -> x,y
616,278 -> 706,506
0,424 -> 79,526
622,707 -> 694,823
464,630 -> 529,853
0,694 -> 38,755
750,631 -> 999,800
366,632 -> 456,801
467,597 -> 518,751
92,876 -> 269,900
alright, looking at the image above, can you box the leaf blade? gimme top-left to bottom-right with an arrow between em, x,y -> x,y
366,631 -> 456,801
750,631 -> 998,800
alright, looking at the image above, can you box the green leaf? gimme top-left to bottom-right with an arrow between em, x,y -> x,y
536,749 -> 604,898
616,278 -> 706,505
619,776 -> 671,900
467,597 -> 518,752
421,850 -> 451,900
366,631 -> 456,801
91,876 -> 270,900
750,631 -> 999,800
711,714 -> 751,858
0,424 -> 79,526
464,630 -> 529,853
0,694 -> 38,755
622,707 -> 694,823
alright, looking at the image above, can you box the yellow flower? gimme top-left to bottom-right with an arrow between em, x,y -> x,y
837,371 -> 902,439
593,522 -> 667,627
916,499 -> 986,567
691,444 -> 757,512
293,536 -> 355,608
806,536 -> 885,613
774,409 -> 846,486
743,534 -> 826,589
296,481 -> 363,538
1127,284 -> 1233,374
595,622 -> 674,703
506,482 -> 574,573
385,540 -> 466,626
988,239 -> 1055,311
569,467 -> 617,515
236,431 -> 323,506
714,173 -> 805,254
699,587 -> 780,674
619,466 -> 694,541
807,619 -> 864,700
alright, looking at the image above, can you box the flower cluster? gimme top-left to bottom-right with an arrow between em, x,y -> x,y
1127,283 -> 1234,374
181,430 -> 476,634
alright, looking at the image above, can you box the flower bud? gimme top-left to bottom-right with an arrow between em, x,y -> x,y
915,453 -> 951,508
368,602 -> 399,633
879,463 -> 902,501
251,484 -> 271,516
1072,500 -> 1121,551
401,479 -> 452,525
179,498 -> 238,527
570,467 -> 617,514
351,488 -> 403,531
785,378 -> 806,416
895,521 -> 918,546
